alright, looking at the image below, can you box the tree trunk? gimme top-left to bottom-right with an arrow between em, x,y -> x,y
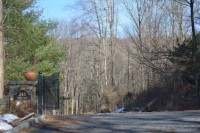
109,0 -> 115,86
141,65 -> 145,91
190,0 -> 196,62
0,0 -> 4,99
71,87 -> 75,114
71,96 -> 74,114
127,50 -> 130,90
103,38 -> 108,86
75,93 -> 79,114
66,93 -> 69,115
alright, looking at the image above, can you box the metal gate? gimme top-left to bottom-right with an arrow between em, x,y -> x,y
42,73 -> 60,110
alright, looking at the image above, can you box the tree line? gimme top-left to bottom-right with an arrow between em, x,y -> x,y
56,0 -> 200,114
0,0 -> 200,114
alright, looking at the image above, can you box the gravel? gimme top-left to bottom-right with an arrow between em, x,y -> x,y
22,111 -> 200,133
61,111 -> 200,133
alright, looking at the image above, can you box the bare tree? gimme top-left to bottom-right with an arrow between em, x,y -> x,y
0,0 -> 4,99
188,0 -> 197,62
53,0 -> 200,113
105,0 -> 119,85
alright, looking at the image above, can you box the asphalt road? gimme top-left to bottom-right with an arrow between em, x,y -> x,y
23,111 -> 200,133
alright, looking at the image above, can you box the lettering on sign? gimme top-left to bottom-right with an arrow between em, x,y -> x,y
13,90 -> 31,100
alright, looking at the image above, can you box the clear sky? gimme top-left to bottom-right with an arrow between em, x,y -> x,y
36,0 -> 75,20
36,0 -> 129,37
36,0 -> 128,23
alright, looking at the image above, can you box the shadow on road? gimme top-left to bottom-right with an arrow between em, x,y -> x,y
21,111 -> 200,133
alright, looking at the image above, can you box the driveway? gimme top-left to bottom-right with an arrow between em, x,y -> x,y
20,111 -> 200,133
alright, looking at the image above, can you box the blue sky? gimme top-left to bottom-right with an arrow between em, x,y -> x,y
36,0 -> 128,23
36,0 -> 75,20
35,0 -> 129,36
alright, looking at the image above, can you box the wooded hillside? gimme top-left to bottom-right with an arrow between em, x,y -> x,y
51,0 -> 200,114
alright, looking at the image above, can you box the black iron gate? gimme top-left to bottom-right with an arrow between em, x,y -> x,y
43,73 -> 60,109
38,72 -> 60,114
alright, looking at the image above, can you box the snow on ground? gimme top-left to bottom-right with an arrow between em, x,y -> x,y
0,114 -> 19,131
111,107 -> 126,113
3,114 -> 19,123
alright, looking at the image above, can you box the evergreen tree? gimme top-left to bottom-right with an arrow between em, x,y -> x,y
170,33 -> 200,67
3,0 -> 66,81
170,33 -> 200,84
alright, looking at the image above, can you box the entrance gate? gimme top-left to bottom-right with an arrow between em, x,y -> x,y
38,72 -> 60,114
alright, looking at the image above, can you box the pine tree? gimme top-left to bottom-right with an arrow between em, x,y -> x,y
3,0 -> 66,81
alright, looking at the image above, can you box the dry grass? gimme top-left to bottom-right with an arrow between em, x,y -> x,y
4,100 -> 37,117
42,115 -> 81,127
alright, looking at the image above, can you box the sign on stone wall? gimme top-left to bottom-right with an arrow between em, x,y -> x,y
9,81 -> 37,102
13,90 -> 31,100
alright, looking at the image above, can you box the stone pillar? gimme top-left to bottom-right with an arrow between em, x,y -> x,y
9,81 -> 37,117
9,81 -> 37,101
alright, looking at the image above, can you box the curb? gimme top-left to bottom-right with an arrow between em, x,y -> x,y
4,114 -> 46,133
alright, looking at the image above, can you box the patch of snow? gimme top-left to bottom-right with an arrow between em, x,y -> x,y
111,108 -> 126,113
3,114 -> 19,123
0,114 -> 19,131
0,121 -> 13,131
0,116 -> 3,121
